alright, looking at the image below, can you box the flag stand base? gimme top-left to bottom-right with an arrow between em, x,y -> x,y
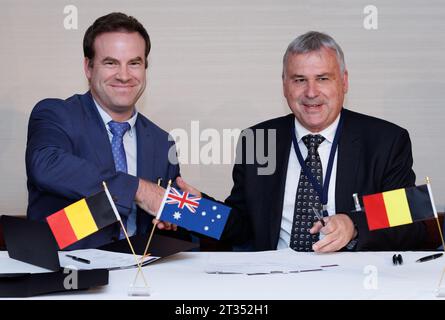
128,284 -> 151,296
127,260 -> 151,296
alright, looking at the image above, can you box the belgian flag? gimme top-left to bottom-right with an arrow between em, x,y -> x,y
46,190 -> 121,249
363,184 -> 437,231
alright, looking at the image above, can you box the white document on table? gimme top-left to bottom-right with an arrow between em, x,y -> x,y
59,249 -> 160,271
204,248 -> 339,275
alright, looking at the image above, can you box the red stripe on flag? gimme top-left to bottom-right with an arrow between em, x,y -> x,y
46,209 -> 78,249
363,193 -> 390,230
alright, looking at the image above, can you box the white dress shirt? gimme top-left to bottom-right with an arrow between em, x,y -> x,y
277,114 -> 340,249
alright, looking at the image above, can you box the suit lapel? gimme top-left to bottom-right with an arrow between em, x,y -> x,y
267,115 -> 293,249
80,92 -> 116,170
335,109 -> 362,212
135,116 -> 155,181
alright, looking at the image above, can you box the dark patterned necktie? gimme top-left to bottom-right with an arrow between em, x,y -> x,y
290,134 -> 325,252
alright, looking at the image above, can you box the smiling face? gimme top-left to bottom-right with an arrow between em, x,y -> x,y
283,47 -> 348,132
84,31 -> 147,121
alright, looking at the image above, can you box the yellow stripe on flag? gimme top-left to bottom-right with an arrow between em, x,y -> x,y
382,188 -> 412,227
65,199 -> 98,239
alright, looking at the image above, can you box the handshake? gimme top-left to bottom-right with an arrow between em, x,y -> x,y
134,176 -> 201,231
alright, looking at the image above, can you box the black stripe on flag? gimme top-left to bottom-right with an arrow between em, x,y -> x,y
405,185 -> 435,222
85,191 -> 119,229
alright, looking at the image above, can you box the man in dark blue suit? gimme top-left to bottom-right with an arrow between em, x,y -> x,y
26,13 -> 177,249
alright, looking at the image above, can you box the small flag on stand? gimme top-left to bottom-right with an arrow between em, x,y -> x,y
46,191 -> 121,249
363,184 -> 437,231
156,187 -> 231,240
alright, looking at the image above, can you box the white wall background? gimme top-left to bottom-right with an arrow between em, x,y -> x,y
1,0 -> 444,214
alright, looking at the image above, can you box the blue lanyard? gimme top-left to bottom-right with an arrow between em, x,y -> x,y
290,112 -> 344,206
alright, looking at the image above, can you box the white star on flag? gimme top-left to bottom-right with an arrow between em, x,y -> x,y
173,211 -> 182,220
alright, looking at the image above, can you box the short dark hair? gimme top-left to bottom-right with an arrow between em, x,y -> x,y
83,12 -> 151,68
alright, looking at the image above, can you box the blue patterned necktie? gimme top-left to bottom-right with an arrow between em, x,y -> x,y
108,121 -> 131,173
108,120 -> 132,238
290,134 -> 325,252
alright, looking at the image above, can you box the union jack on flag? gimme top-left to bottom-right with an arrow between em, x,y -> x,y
165,188 -> 201,213
157,186 -> 231,239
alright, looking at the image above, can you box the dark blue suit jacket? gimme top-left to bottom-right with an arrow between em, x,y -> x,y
26,92 -> 179,249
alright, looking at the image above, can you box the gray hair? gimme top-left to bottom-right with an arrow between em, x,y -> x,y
282,31 -> 346,78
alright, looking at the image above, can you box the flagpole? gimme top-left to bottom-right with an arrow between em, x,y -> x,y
434,214 -> 445,251
438,268 -> 445,291
132,179 -> 172,286
142,179 -> 171,260
426,177 -> 445,250
102,182 -> 148,288
426,177 -> 445,292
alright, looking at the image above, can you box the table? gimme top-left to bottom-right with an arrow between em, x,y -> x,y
3,250 -> 444,300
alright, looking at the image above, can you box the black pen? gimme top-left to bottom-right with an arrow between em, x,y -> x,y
66,254 -> 91,264
416,253 -> 443,263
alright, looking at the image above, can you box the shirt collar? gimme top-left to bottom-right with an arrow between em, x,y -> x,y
294,112 -> 341,144
93,98 -> 138,129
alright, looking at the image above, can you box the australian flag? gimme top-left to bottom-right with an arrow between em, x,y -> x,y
157,187 -> 231,240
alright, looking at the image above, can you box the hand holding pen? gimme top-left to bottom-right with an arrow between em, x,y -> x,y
309,209 -> 358,253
